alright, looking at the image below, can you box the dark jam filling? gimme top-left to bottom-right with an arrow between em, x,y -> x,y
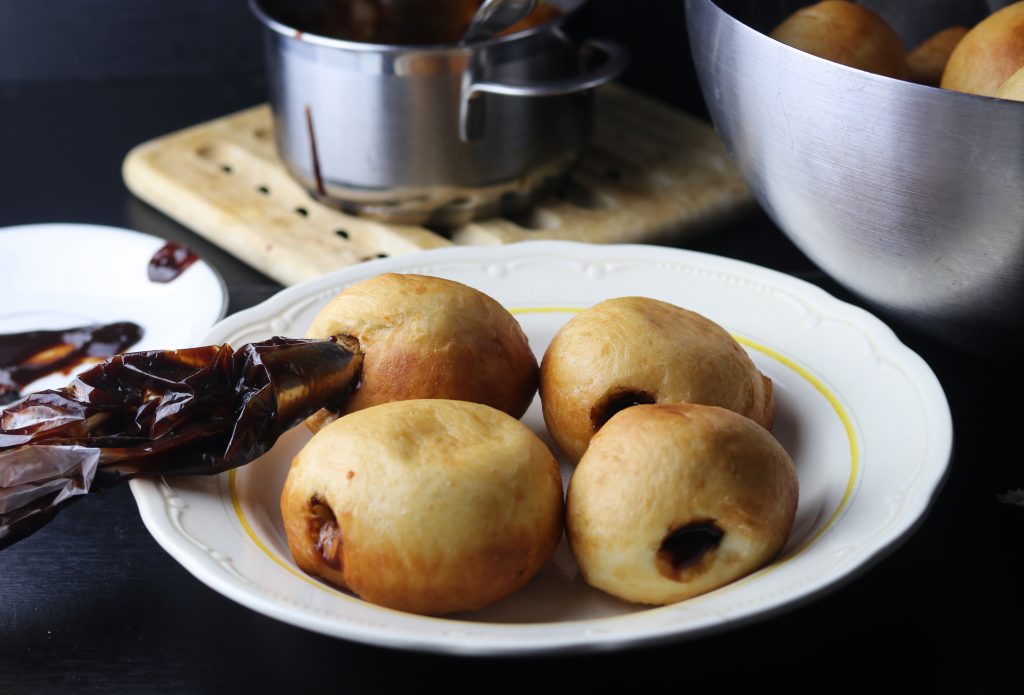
0,322 -> 144,405
147,241 -> 199,283
657,521 -> 725,579
590,389 -> 656,431
267,0 -> 562,45
308,496 -> 343,570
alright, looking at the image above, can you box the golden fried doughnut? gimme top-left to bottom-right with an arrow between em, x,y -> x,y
941,2 -> 1024,96
566,404 -> 798,605
770,0 -> 908,79
907,26 -> 969,86
305,273 -> 537,431
539,297 -> 773,463
281,399 -> 563,616
995,64 -> 1024,101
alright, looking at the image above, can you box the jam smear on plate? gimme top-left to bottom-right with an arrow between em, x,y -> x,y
0,322 -> 143,405
147,242 -> 199,283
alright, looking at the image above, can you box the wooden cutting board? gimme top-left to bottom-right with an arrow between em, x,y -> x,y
123,84 -> 752,287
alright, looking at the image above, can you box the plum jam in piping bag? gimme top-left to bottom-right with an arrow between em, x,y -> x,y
0,336 -> 362,549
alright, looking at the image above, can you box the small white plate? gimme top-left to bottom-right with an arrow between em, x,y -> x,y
0,223 -> 227,393
130,241 -> 952,655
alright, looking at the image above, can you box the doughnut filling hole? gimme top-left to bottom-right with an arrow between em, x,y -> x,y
312,335 -> 364,424
656,521 -> 725,580
590,388 -> 656,431
307,496 -> 343,570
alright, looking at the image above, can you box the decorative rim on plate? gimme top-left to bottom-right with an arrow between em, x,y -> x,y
130,241 -> 952,655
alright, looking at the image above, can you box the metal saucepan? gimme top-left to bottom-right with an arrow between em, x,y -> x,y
250,0 -> 628,225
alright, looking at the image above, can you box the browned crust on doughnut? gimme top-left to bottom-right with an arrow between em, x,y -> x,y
566,403 -> 799,605
942,3 -> 1024,96
907,26 -> 969,86
304,273 -> 538,431
540,297 -> 774,463
281,399 -> 563,615
770,0 -> 908,79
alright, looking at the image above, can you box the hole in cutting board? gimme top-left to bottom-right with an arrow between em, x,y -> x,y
502,207 -> 560,231
422,224 -> 453,240
335,229 -> 349,239
127,85 -> 753,289
498,192 -> 560,231
555,180 -> 615,210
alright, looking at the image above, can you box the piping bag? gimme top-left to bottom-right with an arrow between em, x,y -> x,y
0,336 -> 362,549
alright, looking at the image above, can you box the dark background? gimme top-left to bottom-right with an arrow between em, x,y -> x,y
1,1 -> 1021,692
0,0 -> 706,112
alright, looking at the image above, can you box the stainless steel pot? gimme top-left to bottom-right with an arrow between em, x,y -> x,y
250,0 -> 628,225
685,0 -> 1024,354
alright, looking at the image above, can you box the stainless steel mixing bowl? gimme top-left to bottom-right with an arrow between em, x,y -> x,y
685,0 -> 1024,353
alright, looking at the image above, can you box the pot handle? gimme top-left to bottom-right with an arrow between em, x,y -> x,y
460,39 -> 629,142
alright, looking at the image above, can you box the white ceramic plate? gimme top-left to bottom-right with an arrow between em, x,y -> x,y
130,241 -> 951,655
0,223 -> 227,394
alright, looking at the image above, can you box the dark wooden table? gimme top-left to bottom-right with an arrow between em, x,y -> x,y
1,70 -> 1021,694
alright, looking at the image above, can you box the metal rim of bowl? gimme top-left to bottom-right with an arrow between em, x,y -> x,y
695,0 -> 1024,108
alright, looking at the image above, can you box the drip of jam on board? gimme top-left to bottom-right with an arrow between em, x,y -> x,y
147,242 -> 199,283
0,322 -> 144,405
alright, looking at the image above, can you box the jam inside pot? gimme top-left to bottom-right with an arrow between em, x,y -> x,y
269,0 -> 562,45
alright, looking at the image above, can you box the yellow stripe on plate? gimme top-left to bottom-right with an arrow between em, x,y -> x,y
732,335 -> 859,579
229,306 -> 860,606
